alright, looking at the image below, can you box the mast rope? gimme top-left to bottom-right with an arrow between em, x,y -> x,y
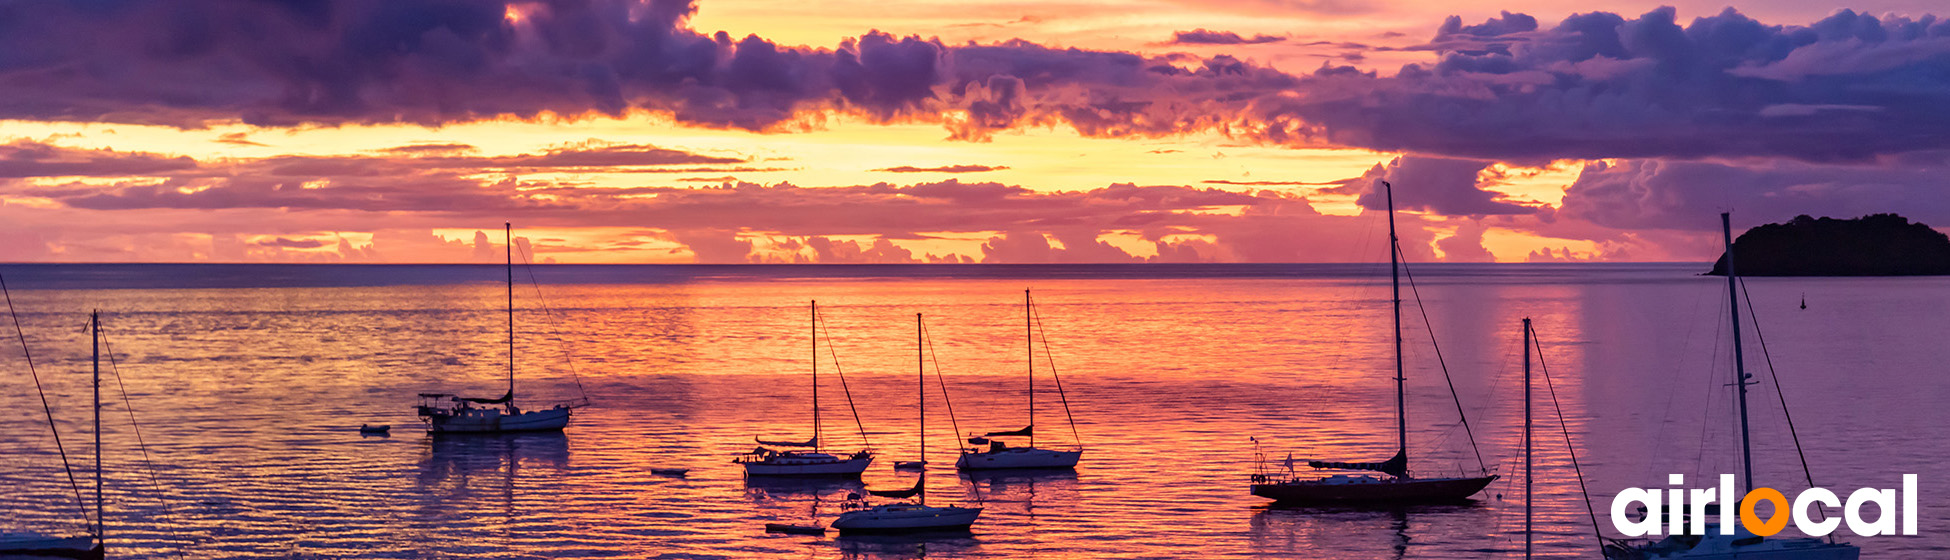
100,327 -> 188,559
921,318 -> 983,503
1532,325 -> 1605,551
1737,278 -> 1830,538
814,307 -> 873,451
1029,302 -> 1083,450
514,243 -> 592,406
920,319 -> 964,449
1396,243 -> 1487,474
0,273 -> 88,523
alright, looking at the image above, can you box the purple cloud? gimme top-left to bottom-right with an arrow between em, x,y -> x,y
0,141 -> 196,178
1349,155 -> 1535,216
1170,29 -> 1287,45
1562,152 -> 1950,231
1261,7 -> 1950,162
872,164 -> 1010,173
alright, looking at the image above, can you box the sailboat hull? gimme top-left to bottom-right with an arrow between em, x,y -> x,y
424,406 -> 572,433
1603,542 -> 1859,560
833,505 -> 983,533
0,534 -> 102,559
1251,475 -> 1497,504
740,453 -> 874,477
955,448 -> 1081,470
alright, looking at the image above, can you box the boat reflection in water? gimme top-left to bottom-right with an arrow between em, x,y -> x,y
413,432 -> 571,524
743,477 -> 865,500
1251,505 -> 1476,560
835,530 -> 981,560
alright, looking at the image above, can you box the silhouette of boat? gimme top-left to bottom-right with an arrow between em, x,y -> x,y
1599,214 -> 1858,560
415,223 -> 579,434
1251,180 -> 1496,504
955,290 -> 1083,471
737,301 -> 874,477
833,314 -> 983,533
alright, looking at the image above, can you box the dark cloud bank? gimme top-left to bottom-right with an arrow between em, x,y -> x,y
3,1 -> 1943,161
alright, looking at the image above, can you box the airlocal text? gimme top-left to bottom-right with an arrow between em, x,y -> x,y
1610,474 -> 1918,537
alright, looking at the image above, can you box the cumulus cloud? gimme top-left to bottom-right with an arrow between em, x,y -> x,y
1351,155 -> 1535,216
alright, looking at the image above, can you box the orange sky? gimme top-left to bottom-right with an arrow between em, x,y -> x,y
2,0 -> 1944,263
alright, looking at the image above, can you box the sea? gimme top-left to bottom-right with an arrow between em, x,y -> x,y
0,263 -> 1943,559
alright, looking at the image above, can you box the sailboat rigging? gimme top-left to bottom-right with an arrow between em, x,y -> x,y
1250,180 -> 1497,504
832,313 -> 983,534
1598,213 -> 1859,559
955,290 -> 1083,471
737,301 -> 874,477
0,308 -> 108,559
415,223 -> 576,434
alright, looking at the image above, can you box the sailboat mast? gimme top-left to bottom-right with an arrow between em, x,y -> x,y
917,313 -> 926,506
92,310 -> 102,540
1385,181 -> 1407,468
1721,213 -> 1756,492
505,222 -> 515,404
1523,318 -> 1533,559
812,301 -> 822,451
1026,289 -> 1034,450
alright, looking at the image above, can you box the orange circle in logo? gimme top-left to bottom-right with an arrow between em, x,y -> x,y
1739,487 -> 1790,537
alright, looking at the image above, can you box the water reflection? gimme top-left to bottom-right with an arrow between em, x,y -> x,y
959,469 -> 1076,519
835,531 -> 981,559
414,433 -> 570,516
1250,504 -> 1501,559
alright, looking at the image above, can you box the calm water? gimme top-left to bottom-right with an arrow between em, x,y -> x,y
0,263 -> 1944,559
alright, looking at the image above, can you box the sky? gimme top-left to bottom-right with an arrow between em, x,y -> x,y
1,0 -> 1946,263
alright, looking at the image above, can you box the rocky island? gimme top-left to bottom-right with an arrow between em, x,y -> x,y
1709,214 -> 1950,276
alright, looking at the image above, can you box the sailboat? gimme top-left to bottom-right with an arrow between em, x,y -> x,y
415,223 -> 575,434
955,290 -> 1083,471
737,301 -> 874,477
1599,214 -> 1859,559
832,314 -> 983,533
0,310 -> 109,559
1250,180 -> 1497,504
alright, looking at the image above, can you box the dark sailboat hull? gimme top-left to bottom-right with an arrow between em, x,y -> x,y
1251,475 -> 1497,504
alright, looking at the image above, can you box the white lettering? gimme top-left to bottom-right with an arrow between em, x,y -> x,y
1845,488 -> 1897,537
1792,488 -> 1841,536
1613,487 -> 1663,537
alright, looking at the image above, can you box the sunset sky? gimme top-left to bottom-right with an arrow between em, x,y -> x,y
2,0 -> 1945,263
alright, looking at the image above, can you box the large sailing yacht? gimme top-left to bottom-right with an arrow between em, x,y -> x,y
415,223 -> 574,434
1599,214 -> 1859,560
955,290 -> 1083,471
737,301 -> 874,477
1250,181 -> 1497,504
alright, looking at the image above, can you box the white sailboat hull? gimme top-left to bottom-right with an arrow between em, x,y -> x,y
739,453 -> 873,477
955,448 -> 1080,470
425,406 -> 572,433
832,505 -> 982,533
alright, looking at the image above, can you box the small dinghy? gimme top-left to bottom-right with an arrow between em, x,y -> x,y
893,461 -> 926,470
651,468 -> 690,477
359,424 -> 391,435
765,523 -> 826,535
